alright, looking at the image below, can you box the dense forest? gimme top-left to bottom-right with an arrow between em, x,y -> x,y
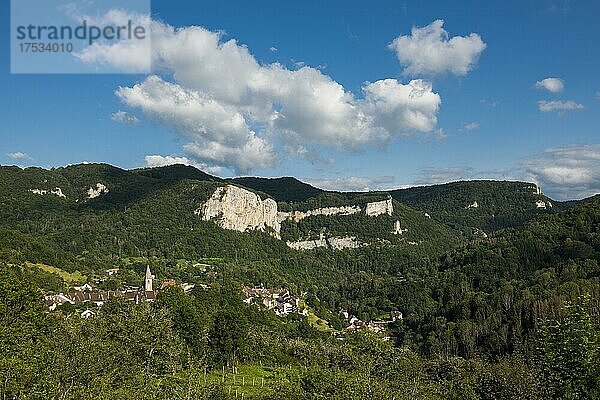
1,163 -> 599,399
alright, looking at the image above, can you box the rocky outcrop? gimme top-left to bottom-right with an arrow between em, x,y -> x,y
287,235 -> 363,250
279,197 -> 393,223
29,187 -> 66,198
197,185 -> 280,238
393,220 -> 408,235
198,186 -> 394,245
278,205 -> 361,223
466,201 -> 479,209
535,200 -> 553,209
365,197 -> 393,216
87,183 -> 109,199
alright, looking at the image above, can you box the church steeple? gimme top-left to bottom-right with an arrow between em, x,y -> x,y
144,265 -> 154,292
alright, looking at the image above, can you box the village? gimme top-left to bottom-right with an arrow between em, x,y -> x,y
44,265 -> 402,338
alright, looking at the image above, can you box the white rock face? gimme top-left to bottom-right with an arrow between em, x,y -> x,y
29,187 -> 66,198
466,201 -> 479,209
393,220 -> 408,235
87,183 -> 109,199
535,200 -> 553,209
279,197 -> 393,223
474,228 -> 488,238
365,197 -> 393,216
197,185 -> 280,238
287,235 -> 363,250
278,205 -> 361,223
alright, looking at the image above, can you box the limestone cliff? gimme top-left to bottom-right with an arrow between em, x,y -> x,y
87,183 -> 109,199
287,235 -> 363,250
364,197 -> 393,216
198,186 -> 395,245
279,196 -> 393,223
278,205 -> 361,223
196,185 -> 280,238
29,187 -> 66,198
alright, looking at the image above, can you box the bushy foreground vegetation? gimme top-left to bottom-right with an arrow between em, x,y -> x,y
2,265 -> 600,399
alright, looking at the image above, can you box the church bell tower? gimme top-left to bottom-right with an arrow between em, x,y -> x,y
144,265 -> 154,292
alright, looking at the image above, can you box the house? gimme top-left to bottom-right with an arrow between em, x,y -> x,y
80,309 -> 96,319
242,285 -> 301,316
390,310 -> 403,321
181,283 -> 196,293
73,283 -> 95,292
44,293 -> 75,310
106,268 -> 119,276
367,321 -> 387,334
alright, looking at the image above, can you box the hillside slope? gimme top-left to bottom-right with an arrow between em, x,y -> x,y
390,180 -> 560,234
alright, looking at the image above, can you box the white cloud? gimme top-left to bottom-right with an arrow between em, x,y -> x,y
596,91 -> 600,101
305,176 -> 396,192
361,79 -> 440,138
87,20 -> 445,173
535,77 -> 564,93
269,46 -> 278,52
69,8 -> 152,73
7,151 -> 32,160
523,144 -> 600,200
117,76 -> 276,173
538,100 -> 584,113
111,110 -> 139,125
460,122 -> 480,132
388,19 -> 486,76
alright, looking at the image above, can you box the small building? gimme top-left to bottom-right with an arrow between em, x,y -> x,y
390,310 -> 403,321
73,283 -> 95,292
80,309 -> 96,319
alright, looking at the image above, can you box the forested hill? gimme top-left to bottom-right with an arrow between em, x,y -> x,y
0,164 -> 569,248
390,180 -> 561,233
0,163 -> 459,274
228,176 -> 323,202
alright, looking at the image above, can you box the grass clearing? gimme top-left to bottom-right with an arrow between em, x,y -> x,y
188,364 -> 302,398
25,262 -> 86,283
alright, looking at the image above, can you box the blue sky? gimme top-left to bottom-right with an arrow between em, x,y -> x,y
1,0 -> 599,200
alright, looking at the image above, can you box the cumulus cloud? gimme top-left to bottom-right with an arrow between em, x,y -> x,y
111,110 -> 139,125
388,19 -> 486,76
80,19 -> 445,173
538,100 -> 584,114
305,176 -> 396,192
117,76 -> 276,173
460,122 -> 480,132
523,144 -> 600,200
7,151 -> 32,160
535,77 -> 564,93
70,8 -> 152,73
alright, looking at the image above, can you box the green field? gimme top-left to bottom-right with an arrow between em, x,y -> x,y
25,262 -> 86,283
